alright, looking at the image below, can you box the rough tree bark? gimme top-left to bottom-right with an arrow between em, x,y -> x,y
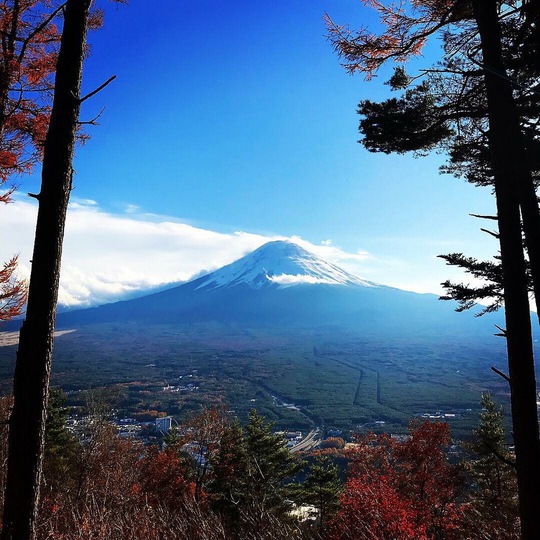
1,0 -> 92,538
473,1 -> 540,538
0,0 -> 19,130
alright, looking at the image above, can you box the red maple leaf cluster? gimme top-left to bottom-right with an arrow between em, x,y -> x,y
331,421 -> 464,540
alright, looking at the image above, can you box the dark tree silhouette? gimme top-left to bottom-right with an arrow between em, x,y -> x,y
2,1 -> 94,537
326,2 -> 540,536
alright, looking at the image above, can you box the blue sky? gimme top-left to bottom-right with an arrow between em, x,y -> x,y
1,0 -> 499,306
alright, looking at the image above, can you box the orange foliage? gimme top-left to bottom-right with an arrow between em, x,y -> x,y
31,426 -> 224,539
133,409 -> 163,421
0,0 -> 120,320
0,404 -> 518,539
0,1 -> 63,183
332,474 -> 423,540
0,0 -> 114,182
325,0 -> 462,78
0,1 -> 64,321
137,445 -> 197,507
0,256 -> 26,321
320,437 -> 345,449
331,421 -> 465,539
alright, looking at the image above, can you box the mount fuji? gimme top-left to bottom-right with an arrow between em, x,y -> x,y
1,240 -> 508,432
54,240 -> 499,337
194,240 -> 376,290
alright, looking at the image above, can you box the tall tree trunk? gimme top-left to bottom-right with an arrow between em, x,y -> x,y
0,0 -> 20,138
519,0 -> 540,317
1,1 -> 91,538
0,65 -> 10,135
519,184 -> 540,323
473,1 -> 540,539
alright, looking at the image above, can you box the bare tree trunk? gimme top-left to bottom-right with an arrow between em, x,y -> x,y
0,66 -> 10,135
0,0 -> 20,139
473,2 -> 540,538
519,181 -> 540,322
1,1 -> 91,538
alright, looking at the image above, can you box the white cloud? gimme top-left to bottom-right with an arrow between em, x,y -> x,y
0,197 -> 379,308
68,198 -> 99,210
269,274 -> 345,286
124,204 -> 140,214
289,236 -> 370,267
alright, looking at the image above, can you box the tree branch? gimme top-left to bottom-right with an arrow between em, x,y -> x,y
17,3 -> 67,63
484,440 -> 517,469
491,365 -> 510,381
79,75 -> 116,103
77,106 -> 105,126
470,213 -> 498,220
480,228 -> 500,239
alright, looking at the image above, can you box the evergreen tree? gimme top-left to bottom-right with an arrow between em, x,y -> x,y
470,394 -> 512,469
463,393 -> 519,538
207,419 -> 247,531
208,411 -> 304,537
301,454 -> 341,535
242,410 -> 304,514
43,388 -> 78,478
162,426 -> 180,447
40,388 -> 80,509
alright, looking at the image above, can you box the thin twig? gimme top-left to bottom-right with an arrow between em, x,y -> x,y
480,228 -> 500,238
17,3 -> 67,63
78,106 -> 106,126
470,213 -> 498,220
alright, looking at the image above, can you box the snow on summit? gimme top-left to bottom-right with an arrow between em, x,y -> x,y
195,240 -> 378,290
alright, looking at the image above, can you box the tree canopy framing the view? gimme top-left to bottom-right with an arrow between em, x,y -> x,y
0,1 -> 121,538
327,1 -> 540,537
0,0 -> 64,322
1,0 -> 94,535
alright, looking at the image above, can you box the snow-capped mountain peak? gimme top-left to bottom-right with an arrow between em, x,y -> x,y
195,240 -> 378,290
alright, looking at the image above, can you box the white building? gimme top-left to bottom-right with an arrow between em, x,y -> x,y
155,416 -> 172,433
